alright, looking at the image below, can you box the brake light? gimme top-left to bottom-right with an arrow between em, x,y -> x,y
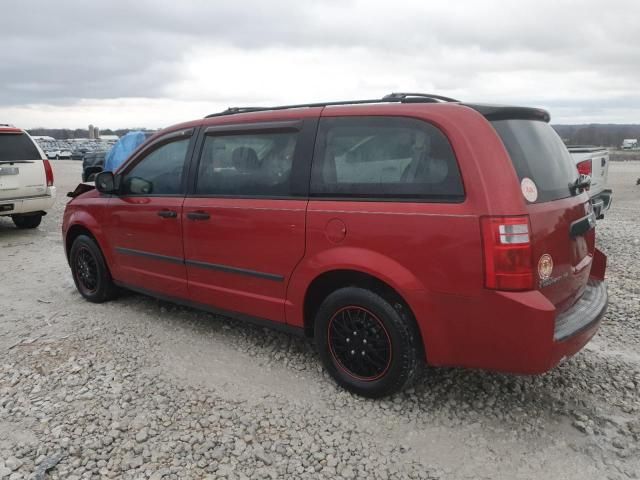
480,216 -> 534,291
43,159 -> 54,187
576,159 -> 592,176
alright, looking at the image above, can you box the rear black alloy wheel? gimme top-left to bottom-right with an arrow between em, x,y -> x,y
328,306 -> 392,381
12,213 -> 42,229
70,234 -> 117,303
315,287 -> 421,398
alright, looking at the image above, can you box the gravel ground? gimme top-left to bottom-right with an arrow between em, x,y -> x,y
1,160 -> 639,480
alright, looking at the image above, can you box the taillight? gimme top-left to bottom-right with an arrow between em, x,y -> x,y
43,159 -> 54,187
480,216 -> 534,291
576,159 -> 592,176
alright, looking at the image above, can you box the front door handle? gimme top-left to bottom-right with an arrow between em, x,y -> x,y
157,209 -> 177,218
186,211 -> 210,221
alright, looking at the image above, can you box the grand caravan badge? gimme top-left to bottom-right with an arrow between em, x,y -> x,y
538,254 -> 554,280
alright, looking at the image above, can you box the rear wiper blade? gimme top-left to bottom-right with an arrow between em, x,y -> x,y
569,174 -> 591,194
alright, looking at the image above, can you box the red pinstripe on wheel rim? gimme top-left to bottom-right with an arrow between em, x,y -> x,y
327,306 -> 392,381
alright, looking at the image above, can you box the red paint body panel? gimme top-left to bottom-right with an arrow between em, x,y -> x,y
105,196 -> 188,298
182,198 -> 307,322
62,101 -> 608,377
63,189 -> 111,259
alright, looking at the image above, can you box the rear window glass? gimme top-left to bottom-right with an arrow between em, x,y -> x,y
491,120 -> 578,203
0,133 -> 40,161
310,117 -> 464,201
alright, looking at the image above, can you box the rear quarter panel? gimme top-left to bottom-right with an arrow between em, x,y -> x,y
286,104 -> 530,362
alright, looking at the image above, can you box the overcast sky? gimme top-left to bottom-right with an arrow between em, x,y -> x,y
1,0 -> 639,129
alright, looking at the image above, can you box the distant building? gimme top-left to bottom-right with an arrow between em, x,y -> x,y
88,124 -> 94,140
94,126 -> 100,139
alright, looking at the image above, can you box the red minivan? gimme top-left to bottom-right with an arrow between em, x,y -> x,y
62,93 -> 607,397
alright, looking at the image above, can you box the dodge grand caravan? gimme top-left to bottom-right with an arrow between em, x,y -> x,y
62,93 -> 608,398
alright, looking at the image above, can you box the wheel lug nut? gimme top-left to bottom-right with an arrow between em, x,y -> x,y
346,338 -> 350,343
350,350 -> 355,355
361,351 -> 365,356
363,339 -> 367,344
353,331 -> 357,336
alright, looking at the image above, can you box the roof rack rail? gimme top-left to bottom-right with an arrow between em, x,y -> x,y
205,92 -> 459,118
382,92 -> 459,102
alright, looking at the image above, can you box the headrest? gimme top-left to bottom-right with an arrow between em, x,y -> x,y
231,147 -> 259,173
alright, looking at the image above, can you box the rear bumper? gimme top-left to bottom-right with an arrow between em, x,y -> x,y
0,188 -> 56,216
548,279 -> 607,368
419,277 -> 607,375
591,189 -> 613,219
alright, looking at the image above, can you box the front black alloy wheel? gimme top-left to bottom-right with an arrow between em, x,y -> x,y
315,287 -> 421,398
70,234 -> 117,303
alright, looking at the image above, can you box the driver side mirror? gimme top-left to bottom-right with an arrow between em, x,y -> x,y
95,171 -> 116,194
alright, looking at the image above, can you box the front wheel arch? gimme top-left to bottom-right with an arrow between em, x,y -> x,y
69,234 -> 118,302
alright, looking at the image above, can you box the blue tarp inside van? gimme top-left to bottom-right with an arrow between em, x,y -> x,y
103,131 -> 148,172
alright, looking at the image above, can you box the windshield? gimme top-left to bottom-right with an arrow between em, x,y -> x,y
491,120 -> 578,203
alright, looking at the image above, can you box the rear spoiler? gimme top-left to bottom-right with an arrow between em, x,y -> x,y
463,104 -> 550,123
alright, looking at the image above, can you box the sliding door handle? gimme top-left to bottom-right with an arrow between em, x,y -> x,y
186,211 -> 210,221
157,209 -> 177,218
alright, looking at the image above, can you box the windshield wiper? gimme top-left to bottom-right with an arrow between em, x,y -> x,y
569,174 -> 591,195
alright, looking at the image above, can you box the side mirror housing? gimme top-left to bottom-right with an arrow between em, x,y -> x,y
95,171 -> 116,194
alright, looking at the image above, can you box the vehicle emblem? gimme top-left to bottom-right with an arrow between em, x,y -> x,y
538,254 -> 553,280
520,177 -> 538,203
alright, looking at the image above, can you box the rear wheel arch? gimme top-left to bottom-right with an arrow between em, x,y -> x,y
303,269 -> 424,357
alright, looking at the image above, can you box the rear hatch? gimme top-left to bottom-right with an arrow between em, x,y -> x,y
0,128 -> 47,200
491,119 -> 595,313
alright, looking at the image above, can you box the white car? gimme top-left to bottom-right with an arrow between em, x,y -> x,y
0,125 -> 56,228
567,145 -> 612,219
46,149 -> 61,160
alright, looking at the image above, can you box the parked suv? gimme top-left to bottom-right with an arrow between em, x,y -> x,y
1,125 -> 56,228
62,93 -> 607,397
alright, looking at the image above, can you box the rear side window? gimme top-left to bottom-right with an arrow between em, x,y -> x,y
0,133 -> 40,161
310,117 -> 464,201
491,120 -> 578,203
196,132 -> 297,196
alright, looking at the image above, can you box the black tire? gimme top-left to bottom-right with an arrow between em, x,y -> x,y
12,214 -> 42,229
314,287 -> 421,398
69,234 -> 117,303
